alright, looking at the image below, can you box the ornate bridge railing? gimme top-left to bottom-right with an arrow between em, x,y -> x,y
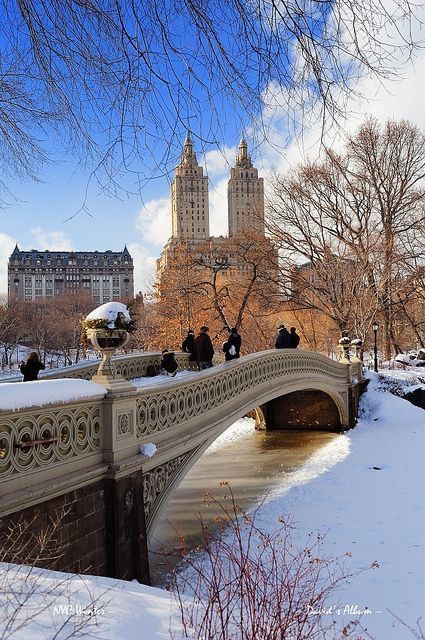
133,350 -> 359,532
0,396 -> 106,510
135,350 -> 350,439
0,351 -> 192,383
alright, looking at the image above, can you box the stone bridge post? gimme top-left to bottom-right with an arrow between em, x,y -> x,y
100,389 -> 150,583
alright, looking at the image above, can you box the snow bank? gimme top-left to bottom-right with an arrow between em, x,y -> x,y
204,416 -> 255,455
256,374 -> 425,639
0,379 -> 106,411
0,563 -> 190,640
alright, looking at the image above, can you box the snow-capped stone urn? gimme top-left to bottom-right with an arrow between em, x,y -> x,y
338,336 -> 351,364
81,302 -> 135,391
350,338 -> 363,363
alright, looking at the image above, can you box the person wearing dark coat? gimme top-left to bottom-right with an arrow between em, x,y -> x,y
275,325 -> 290,349
223,327 -> 242,361
160,349 -> 178,376
182,329 -> 197,362
289,327 -> 300,348
195,326 -> 214,369
20,352 -> 45,381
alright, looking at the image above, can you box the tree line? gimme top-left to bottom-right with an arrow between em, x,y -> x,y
267,118 -> 425,359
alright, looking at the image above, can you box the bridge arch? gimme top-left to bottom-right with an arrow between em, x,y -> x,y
145,369 -> 350,539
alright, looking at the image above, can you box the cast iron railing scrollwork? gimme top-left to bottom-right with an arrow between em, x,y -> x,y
136,351 -> 350,438
0,402 -> 102,479
143,447 -> 202,526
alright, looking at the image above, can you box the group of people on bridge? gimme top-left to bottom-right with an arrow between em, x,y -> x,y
19,325 -> 301,381
161,324 -> 300,376
161,325 -> 241,374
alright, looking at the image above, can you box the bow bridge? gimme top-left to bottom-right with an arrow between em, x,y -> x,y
0,349 -> 364,583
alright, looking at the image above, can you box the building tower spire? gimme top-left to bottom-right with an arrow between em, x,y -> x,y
235,139 -> 253,168
228,138 -> 264,236
170,136 -> 210,240
181,134 -> 197,166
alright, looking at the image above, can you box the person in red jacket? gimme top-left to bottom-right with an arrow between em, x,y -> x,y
195,326 -> 214,370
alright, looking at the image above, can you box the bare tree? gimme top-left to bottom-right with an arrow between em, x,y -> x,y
267,118 -> 425,358
0,298 -> 27,369
152,234 -> 280,351
0,0 -> 422,201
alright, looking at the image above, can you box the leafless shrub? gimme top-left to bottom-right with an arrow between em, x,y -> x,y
0,507 -> 69,569
355,612 -> 424,640
169,486 -> 371,639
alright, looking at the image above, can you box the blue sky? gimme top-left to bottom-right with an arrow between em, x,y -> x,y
1,4 -> 425,296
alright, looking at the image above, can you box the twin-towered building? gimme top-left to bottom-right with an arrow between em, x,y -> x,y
157,136 -> 270,279
170,135 -> 264,240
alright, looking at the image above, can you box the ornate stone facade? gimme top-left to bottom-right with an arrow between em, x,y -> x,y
8,246 -> 134,303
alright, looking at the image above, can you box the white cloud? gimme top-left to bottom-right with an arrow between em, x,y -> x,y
0,232 -> 16,296
128,242 -> 158,294
134,197 -> 171,247
29,227 -> 74,251
209,177 -> 229,237
256,3 -> 425,176
202,146 -> 237,178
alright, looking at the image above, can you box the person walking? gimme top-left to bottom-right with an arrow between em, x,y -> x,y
223,327 -> 241,361
275,325 -> 290,349
195,326 -> 214,369
289,327 -> 300,348
182,329 -> 197,362
160,349 -> 178,376
20,352 -> 45,381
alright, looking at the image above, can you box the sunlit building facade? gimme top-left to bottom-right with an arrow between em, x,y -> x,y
8,246 -> 134,303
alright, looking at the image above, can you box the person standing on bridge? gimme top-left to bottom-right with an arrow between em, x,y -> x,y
275,325 -> 290,349
195,326 -> 214,370
20,352 -> 45,381
182,329 -> 197,363
223,327 -> 241,361
289,327 -> 300,348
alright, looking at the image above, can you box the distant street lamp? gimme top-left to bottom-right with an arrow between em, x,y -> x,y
372,323 -> 379,372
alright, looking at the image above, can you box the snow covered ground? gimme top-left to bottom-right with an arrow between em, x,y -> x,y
259,371 -> 425,639
0,370 -> 424,639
